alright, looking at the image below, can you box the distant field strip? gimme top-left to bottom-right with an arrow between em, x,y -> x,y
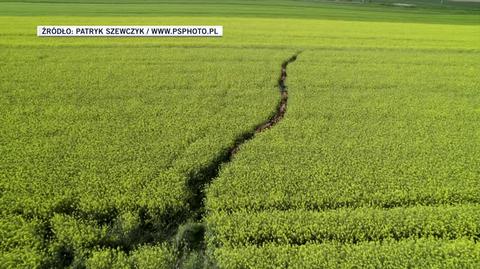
1,0 -> 479,24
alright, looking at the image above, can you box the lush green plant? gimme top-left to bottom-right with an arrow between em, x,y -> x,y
207,205 -> 480,248
214,239 -> 480,268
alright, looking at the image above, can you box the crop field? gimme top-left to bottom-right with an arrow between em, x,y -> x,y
0,29 -> 290,266
206,20 -> 480,269
1,0 -> 480,268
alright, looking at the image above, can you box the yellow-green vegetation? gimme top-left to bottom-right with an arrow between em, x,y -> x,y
0,17 -> 290,267
206,13 -> 480,268
214,239 -> 480,268
1,0 -> 479,268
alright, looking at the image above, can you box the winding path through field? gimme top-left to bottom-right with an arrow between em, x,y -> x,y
174,53 -> 300,267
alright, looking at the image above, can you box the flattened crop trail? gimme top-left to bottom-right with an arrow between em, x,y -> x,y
228,54 -> 298,157
175,53 -> 300,267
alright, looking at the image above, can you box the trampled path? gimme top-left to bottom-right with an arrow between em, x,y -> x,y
174,53 -> 300,267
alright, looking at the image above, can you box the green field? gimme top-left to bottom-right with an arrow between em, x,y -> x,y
1,0 -> 479,268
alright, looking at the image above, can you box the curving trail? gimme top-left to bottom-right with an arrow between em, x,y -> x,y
228,53 -> 299,157
175,53 -> 300,268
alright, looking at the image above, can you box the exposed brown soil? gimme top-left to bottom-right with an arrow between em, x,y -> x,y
255,90 -> 288,133
176,53 -> 300,268
228,53 -> 299,158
